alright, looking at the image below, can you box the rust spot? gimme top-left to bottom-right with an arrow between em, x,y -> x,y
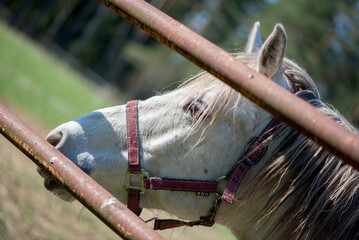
117,224 -> 132,238
174,135 -> 178,139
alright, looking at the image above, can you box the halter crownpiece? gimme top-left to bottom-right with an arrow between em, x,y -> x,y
125,100 -> 281,230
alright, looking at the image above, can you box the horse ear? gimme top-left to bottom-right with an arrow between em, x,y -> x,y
245,21 -> 263,53
257,24 -> 287,79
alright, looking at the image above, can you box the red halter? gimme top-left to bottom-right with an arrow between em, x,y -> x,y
126,100 -> 281,230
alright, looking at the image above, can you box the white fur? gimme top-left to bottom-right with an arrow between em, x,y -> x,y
245,21 -> 263,53
39,22 -> 290,239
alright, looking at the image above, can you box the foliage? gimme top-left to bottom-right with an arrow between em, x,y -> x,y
2,0 -> 358,124
251,0 -> 359,124
2,0 -> 358,125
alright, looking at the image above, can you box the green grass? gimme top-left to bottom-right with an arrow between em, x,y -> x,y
0,21 -> 117,128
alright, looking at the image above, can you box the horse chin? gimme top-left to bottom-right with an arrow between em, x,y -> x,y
37,167 -> 75,202
49,186 -> 75,202
43,178 -> 75,202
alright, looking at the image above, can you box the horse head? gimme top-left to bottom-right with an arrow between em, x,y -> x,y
37,22 -> 358,240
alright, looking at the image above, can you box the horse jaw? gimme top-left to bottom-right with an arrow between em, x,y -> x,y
130,88 -> 262,219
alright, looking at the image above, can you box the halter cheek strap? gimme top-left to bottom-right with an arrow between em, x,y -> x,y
222,118 -> 281,204
126,100 -> 142,215
126,100 -> 281,230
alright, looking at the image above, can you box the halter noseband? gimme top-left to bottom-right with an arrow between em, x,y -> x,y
126,100 -> 281,230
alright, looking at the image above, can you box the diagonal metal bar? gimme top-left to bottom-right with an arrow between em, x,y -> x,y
0,102 -> 164,240
97,0 -> 359,170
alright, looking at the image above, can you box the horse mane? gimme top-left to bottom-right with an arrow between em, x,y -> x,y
249,69 -> 359,240
180,53 -> 359,240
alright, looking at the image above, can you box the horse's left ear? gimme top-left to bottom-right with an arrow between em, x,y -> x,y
245,21 -> 263,53
257,24 -> 287,79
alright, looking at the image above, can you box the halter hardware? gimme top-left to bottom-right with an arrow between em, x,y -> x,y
244,137 -> 268,165
125,100 -> 281,230
125,169 -> 149,194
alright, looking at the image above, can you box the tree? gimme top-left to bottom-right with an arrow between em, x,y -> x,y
1,0 -> 358,123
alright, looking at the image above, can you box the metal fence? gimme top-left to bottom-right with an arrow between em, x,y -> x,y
1,0 -> 359,240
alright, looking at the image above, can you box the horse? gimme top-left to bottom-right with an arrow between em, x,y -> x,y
37,22 -> 359,240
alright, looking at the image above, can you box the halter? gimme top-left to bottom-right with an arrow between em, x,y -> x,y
126,100 -> 281,230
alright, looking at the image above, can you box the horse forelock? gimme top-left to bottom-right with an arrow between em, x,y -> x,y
177,53 -> 320,131
179,52 -> 358,240
178,53 -> 262,134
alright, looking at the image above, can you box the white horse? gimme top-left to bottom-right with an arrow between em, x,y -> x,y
37,23 -> 358,240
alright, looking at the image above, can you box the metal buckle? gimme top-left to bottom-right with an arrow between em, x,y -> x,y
244,146 -> 268,165
245,156 -> 260,165
243,137 -> 267,165
125,169 -> 149,194
215,176 -> 226,196
199,217 -> 215,227
143,217 -> 158,223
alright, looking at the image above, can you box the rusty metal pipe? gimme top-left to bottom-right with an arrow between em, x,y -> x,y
97,0 -> 359,170
0,102 -> 164,240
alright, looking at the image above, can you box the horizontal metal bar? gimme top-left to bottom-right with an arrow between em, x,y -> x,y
0,102 -> 164,240
97,0 -> 359,170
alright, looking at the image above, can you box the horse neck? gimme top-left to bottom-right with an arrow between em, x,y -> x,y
217,133 -> 293,239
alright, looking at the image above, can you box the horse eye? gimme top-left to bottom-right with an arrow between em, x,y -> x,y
183,100 -> 207,120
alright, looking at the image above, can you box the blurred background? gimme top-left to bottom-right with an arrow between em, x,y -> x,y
0,0 -> 358,239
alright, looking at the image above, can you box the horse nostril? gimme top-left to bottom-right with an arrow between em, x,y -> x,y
46,131 -> 63,147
